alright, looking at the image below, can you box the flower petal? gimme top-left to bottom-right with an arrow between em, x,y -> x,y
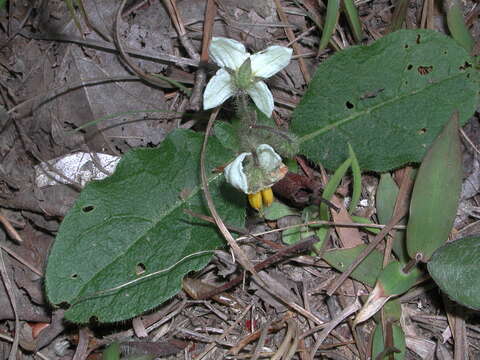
203,69 -> 236,110
224,152 -> 251,193
250,45 -> 293,78
209,37 -> 250,70
246,81 -> 274,118
256,144 -> 282,171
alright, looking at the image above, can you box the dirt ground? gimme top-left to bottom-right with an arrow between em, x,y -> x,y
0,0 -> 479,359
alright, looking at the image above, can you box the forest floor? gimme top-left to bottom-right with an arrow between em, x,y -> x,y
0,0 -> 480,359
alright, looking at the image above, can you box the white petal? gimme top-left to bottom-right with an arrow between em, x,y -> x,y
203,69 -> 236,110
256,144 -> 282,172
224,152 -> 251,193
209,37 -> 250,71
246,81 -> 274,118
250,45 -> 293,78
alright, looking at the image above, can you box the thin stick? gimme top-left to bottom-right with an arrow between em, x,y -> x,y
326,167 -> 414,296
309,299 -> 362,359
0,211 -> 22,243
21,31 -> 199,67
0,245 -> 43,276
201,110 -> 324,326
273,0 -> 311,83
0,332 -> 51,360
0,249 -> 19,360
196,303 -> 253,359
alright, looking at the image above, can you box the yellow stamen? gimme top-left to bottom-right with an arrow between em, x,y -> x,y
248,192 -> 263,210
261,188 -> 274,207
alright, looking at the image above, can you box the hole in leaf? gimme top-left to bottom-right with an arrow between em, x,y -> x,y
82,205 -> 95,213
459,61 -> 472,71
345,101 -> 354,109
418,128 -> 427,135
407,64 -> 413,70
417,66 -> 433,75
416,34 -> 421,44
404,44 -> 409,49
71,273 -> 78,279
443,49 -> 448,55
135,263 -> 146,276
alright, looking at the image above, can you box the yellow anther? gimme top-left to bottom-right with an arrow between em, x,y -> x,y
261,188 -> 274,207
248,192 -> 263,210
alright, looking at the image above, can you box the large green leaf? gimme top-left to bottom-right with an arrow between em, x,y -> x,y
45,129 -> 245,323
428,236 -> 480,310
291,29 -> 478,171
406,114 -> 462,261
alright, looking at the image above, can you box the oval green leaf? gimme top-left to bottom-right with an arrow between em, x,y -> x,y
291,29 -> 478,171
45,129 -> 245,323
428,236 -> 480,310
406,113 -> 462,261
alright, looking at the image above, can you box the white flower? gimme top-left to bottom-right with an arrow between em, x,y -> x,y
203,37 -> 293,118
224,144 -> 287,194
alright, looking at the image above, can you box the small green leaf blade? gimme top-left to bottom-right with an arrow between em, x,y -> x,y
45,129 -> 245,323
376,174 -> 409,263
323,245 -> 384,287
263,201 -> 299,221
428,236 -> 480,310
320,156 -> 352,220
291,29 -> 478,171
319,0 -> 340,50
406,113 -> 463,261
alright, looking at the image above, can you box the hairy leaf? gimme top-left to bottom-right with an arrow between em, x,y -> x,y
291,29 -> 478,171
407,113 -> 462,261
428,236 -> 480,310
45,129 -> 245,323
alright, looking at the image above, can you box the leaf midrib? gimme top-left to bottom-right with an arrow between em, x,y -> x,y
297,71 -> 468,143
71,159 -> 225,302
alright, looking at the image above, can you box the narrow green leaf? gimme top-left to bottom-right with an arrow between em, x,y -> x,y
323,245 -> 384,287
372,323 -> 406,360
320,157 -> 352,220
65,0 -> 83,36
45,129 -> 245,323
291,29 -> 478,171
343,0 -> 363,43
428,236 -> 480,310
376,174 -> 409,263
348,144 -> 361,214
351,215 -> 380,234
376,174 -> 398,225
319,0 -> 341,50
407,113 -> 462,261
445,0 -> 474,53
388,0 -> 409,32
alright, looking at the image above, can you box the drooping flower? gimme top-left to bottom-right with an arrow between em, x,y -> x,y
224,144 -> 288,210
203,37 -> 293,118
